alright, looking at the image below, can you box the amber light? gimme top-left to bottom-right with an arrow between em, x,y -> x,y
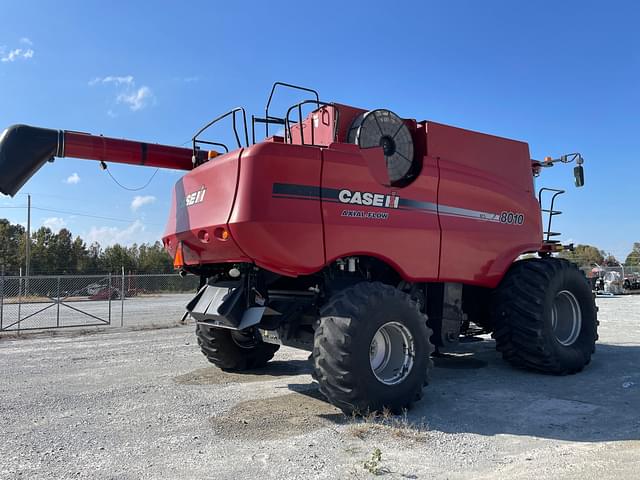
214,227 -> 230,241
208,150 -> 219,160
173,243 -> 184,268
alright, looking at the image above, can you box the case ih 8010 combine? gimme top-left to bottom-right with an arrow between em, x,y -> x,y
0,83 -> 596,414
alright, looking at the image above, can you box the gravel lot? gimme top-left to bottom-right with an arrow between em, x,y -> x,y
1,295 -> 639,479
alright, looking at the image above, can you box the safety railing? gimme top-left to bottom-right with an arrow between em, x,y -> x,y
538,187 -> 565,244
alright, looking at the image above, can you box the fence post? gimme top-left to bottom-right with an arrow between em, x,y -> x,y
56,275 -> 61,328
0,265 -> 4,330
17,267 -> 22,333
120,267 -> 125,327
108,272 -> 112,325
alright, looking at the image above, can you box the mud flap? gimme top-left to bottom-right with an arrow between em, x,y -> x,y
186,284 -> 266,331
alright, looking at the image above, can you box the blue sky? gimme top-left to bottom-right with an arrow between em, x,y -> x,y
0,1 -> 638,258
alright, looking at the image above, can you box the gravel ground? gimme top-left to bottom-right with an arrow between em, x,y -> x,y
0,295 -> 639,479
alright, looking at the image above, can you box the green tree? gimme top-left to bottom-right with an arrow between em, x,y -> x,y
625,243 -> 640,266
0,218 -> 174,275
29,226 -> 55,274
101,244 -> 137,273
0,219 -> 25,274
560,244 -> 605,268
138,241 -> 172,273
49,228 -> 74,273
84,242 -> 103,273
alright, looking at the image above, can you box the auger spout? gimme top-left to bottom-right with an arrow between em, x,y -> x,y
0,124 -> 201,196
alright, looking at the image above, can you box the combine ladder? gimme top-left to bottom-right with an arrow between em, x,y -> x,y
538,188 -> 565,244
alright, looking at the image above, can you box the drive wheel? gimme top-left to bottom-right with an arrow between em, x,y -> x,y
196,325 -> 279,371
313,282 -> 433,414
492,257 -> 598,374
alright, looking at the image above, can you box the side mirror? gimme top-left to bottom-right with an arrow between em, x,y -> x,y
574,165 -> 585,187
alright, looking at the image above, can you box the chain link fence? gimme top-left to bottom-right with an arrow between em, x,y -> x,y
571,263 -> 640,294
0,273 -> 199,332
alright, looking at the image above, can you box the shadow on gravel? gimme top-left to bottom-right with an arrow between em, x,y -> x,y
174,359 -> 312,385
283,342 -> 640,444
432,352 -> 489,369
417,342 -> 640,443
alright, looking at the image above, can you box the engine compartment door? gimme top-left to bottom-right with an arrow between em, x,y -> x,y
321,142 -> 440,281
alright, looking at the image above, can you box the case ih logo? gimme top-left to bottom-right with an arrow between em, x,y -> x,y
185,187 -> 206,207
338,189 -> 400,209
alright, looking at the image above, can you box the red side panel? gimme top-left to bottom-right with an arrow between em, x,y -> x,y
428,122 -> 543,287
229,142 -> 325,276
163,149 -> 249,265
321,143 -> 440,281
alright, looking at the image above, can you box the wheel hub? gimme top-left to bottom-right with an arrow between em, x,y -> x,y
551,290 -> 582,346
230,330 -> 260,349
369,321 -> 415,385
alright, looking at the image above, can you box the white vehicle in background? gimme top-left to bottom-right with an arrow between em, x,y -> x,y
603,270 -> 624,295
593,264 -> 624,295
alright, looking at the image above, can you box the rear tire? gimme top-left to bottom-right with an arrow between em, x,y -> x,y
492,257 -> 598,374
313,282 -> 433,414
196,325 -> 280,371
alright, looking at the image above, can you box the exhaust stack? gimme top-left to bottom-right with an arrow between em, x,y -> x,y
0,124 -> 201,197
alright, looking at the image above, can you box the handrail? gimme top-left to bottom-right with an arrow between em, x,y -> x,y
264,82 -> 320,138
538,188 -> 566,243
284,100 -> 339,146
192,107 -> 249,163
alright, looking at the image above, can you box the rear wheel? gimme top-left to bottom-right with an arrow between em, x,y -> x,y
196,325 -> 280,371
312,282 -> 433,414
492,257 -> 598,374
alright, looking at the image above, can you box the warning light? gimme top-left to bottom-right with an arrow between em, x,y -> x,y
214,227 -> 230,241
208,150 -> 219,160
173,243 -> 184,268
544,156 -> 553,164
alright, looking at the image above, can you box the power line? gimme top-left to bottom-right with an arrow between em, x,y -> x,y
31,207 -> 164,226
3,202 -> 164,226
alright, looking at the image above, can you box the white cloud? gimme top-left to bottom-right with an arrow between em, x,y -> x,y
117,86 -> 153,111
130,195 -> 156,211
86,220 -> 146,247
65,172 -> 80,184
88,75 -> 134,87
1,47 -> 34,63
20,37 -> 33,46
42,217 -> 66,232
89,75 -> 153,112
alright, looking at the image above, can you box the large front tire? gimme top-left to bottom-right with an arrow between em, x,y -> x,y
196,325 -> 280,371
313,282 -> 433,414
492,257 -> 598,374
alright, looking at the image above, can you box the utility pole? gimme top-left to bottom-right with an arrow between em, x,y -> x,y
25,194 -> 31,295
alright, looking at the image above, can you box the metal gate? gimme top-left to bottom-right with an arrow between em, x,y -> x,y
0,275 -> 113,331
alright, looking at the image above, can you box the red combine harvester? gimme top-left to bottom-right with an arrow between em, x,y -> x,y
0,83 -> 596,414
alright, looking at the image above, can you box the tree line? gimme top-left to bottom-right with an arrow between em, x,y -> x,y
560,243 -> 640,268
0,219 -> 173,275
2,217 -> 639,275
